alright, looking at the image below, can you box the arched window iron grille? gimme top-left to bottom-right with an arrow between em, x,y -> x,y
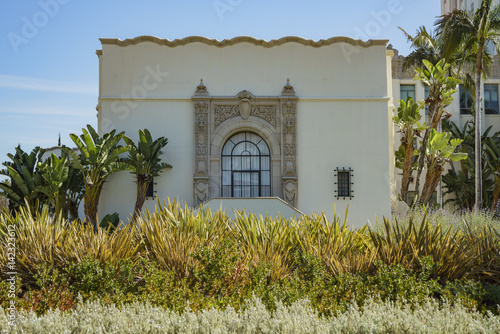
334,167 -> 354,200
221,132 -> 271,198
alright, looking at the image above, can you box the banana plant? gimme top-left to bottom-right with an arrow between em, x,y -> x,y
123,129 -> 172,221
393,98 -> 427,203
0,145 -> 46,213
421,129 -> 468,205
65,125 -> 130,232
35,150 -> 84,221
413,59 -> 461,203
35,153 -> 69,219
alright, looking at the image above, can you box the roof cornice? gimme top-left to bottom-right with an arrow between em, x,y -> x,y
99,35 -> 389,48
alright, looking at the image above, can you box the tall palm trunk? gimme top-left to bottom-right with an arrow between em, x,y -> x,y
474,48 -> 484,211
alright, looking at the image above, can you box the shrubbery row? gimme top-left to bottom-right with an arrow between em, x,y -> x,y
0,202 -> 499,317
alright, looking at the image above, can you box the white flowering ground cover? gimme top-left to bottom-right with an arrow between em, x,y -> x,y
1,297 -> 499,334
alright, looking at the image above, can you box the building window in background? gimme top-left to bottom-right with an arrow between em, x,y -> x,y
484,84 -> 499,115
460,84 -> 473,114
400,84 -> 415,102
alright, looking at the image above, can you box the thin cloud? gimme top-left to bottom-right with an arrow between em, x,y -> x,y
0,74 -> 97,95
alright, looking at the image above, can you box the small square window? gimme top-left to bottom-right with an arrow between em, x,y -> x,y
335,167 -> 354,200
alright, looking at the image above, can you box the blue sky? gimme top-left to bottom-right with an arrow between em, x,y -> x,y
0,0 -> 439,177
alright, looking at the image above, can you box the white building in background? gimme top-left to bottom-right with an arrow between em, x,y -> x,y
391,46 -> 500,205
390,0 -> 500,205
96,36 -> 395,227
442,0 -> 500,15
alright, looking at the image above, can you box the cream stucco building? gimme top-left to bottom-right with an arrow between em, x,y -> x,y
95,36 -> 395,227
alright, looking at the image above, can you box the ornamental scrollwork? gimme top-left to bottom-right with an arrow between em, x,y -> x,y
251,105 -> 277,127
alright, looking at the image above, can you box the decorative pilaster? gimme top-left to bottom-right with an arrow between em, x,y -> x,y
280,79 -> 298,207
193,79 -> 210,205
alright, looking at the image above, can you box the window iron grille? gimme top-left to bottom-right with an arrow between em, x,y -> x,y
334,167 -> 354,200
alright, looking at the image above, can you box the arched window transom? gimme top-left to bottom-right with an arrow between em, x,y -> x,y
221,132 -> 271,197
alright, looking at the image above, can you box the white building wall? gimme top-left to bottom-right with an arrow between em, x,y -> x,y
97,37 -> 393,227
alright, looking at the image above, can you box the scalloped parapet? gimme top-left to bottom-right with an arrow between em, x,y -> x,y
99,35 -> 389,48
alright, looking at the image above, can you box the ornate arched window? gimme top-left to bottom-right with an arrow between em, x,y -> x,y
221,132 -> 271,197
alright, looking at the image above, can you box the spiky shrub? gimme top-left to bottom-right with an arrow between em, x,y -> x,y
467,224 -> 500,282
231,212 -> 298,280
137,199 -> 228,277
369,216 -> 480,281
0,206 -> 142,285
295,212 -> 375,276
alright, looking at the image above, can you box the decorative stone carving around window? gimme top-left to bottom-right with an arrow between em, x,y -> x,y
192,79 -> 299,207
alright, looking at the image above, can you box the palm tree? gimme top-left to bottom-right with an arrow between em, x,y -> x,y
65,125 -> 130,231
124,129 -> 171,221
400,26 -> 443,69
436,0 -> 500,210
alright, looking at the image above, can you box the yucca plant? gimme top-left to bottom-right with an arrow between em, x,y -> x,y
231,212 -> 298,280
0,206 -> 143,285
295,211 -> 375,276
137,199 -> 228,277
0,206 -> 70,283
369,216 -> 480,281
466,223 -> 500,282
